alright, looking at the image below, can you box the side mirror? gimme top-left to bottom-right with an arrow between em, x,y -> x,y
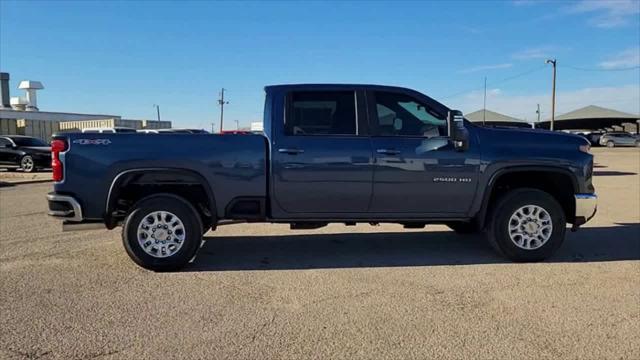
448,110 -> 469,152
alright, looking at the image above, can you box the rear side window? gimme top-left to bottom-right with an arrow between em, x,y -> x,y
285,91 -> 357,135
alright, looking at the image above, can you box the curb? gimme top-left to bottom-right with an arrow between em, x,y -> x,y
0,179 -> 53,187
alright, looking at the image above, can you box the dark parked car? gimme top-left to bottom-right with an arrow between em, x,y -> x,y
0,135 -> 51,172
47,84 -> 597,271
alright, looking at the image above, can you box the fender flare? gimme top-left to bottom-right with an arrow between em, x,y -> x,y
104,168 -> 217,228
475,165 -> 579,227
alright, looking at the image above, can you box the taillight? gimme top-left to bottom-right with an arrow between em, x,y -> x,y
51,139 -> 67,182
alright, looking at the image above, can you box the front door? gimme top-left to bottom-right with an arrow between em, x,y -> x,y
0,137 -> 16,165
271,90 -> 373,215
367,90 -> 480,215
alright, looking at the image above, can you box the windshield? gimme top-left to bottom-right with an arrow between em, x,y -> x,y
12,137 -> 49,147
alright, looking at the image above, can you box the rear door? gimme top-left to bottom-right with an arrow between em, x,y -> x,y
271,89 -> 373,215
367,90 -> 480,215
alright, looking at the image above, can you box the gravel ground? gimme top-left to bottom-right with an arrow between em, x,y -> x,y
0,148 -> 638,359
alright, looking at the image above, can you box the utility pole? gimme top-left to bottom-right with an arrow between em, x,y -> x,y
153,104 -> 161,121
234,120 -> 239,130
483,76 -> 487,126
211,122 -> 215,134
536,104 -> 541,123
546,59 -> 557,131
218,88 -> 229,133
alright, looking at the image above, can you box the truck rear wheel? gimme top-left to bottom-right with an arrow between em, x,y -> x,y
487,188 -> 566,262
122,194 -> 203,271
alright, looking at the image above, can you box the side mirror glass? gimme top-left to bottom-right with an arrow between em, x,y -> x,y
448,110 -> 469,152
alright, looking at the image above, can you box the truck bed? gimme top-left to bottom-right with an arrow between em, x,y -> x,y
53,133 -> 267,220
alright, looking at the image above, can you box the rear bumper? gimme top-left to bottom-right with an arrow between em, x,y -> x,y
574,193 -> 597,226
47,193 -> 83,222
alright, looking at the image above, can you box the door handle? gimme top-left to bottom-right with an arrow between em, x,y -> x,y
278,148 -> 305,155
376,149 -> 401,155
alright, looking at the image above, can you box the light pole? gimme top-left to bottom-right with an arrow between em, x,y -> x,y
545,59 -> 557,131
218,88 -> 229,133
483,76 -> 487,126
153,104 -> 161,121
234,120 -> 239,130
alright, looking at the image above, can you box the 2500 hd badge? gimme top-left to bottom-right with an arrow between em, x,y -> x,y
433,177 -> 472,183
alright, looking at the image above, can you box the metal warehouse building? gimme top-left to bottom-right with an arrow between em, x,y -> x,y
0,72 -> 172,140
537,105 -> 639,134
466,109 -> 532,128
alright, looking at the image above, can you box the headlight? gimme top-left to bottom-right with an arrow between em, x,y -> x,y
579,144 -> 591,154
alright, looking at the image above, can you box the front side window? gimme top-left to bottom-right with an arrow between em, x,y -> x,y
373,92 -> 446,137
286,91 -> 357,135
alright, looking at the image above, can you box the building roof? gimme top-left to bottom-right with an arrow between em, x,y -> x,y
554,105 -> 639,121
465,109 -> 527,123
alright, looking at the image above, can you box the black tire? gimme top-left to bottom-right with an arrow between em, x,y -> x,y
487,188 -> 566,262
20,155 -> 35,173
122,194 -> 203,271
606,141 -> 614,148
446,222 -> 480,234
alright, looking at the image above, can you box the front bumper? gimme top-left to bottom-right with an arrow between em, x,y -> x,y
47,193 -> 83,222
574,193 -> 597,226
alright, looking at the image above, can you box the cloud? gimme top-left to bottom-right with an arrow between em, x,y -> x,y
599,47 -> 640,69
450,84 -> 640,121
512,46 -> 558,60
458,63 -> 513,74
567,0 -> 640,28
511,0 -> 539,6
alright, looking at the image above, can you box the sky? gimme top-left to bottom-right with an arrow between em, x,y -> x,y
1,0 -> 639,129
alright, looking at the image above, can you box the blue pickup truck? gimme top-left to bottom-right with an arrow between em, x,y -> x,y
47,84 -> 597,271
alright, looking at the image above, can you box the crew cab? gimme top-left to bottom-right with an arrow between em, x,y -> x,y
47,84 -> 597,271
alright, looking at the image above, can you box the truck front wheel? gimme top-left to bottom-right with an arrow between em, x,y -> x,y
487,188 -> 566,262
122,194 -> 203,271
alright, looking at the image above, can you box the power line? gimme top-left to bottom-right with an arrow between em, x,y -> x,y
561,64 -> 640,72
443,64 -> 547,99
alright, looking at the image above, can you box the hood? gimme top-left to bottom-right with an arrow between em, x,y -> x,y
472,125 -> 590,155
478,125 -> 588,144
22,146 -> 52,153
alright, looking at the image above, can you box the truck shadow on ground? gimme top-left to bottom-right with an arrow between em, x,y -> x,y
593,171 -> 637,176
187,223 -> 640,271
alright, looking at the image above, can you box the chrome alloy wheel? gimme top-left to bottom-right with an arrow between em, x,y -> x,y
137,211 -> 186,258
21,156 -> 34,172
508,205 -> 553,250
